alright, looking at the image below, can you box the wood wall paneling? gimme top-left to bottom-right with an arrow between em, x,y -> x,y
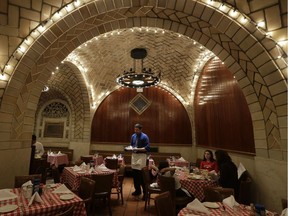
91,87 -> 192,145
194,58 -> 255,153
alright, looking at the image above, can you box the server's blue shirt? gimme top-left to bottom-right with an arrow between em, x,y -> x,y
130,132 -> 150,152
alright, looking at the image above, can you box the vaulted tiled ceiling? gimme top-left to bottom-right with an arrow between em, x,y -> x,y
50,28 -> 214,104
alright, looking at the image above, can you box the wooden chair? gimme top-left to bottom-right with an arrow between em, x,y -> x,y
78,177 -> 96,214
281,198 -> 287,210
80,156 -> 93,164
154,191 -> 174,216
238,171 -> 252,204
141,166 -> 161,210
51,166 -> 61,183
204,187 -> 234,202
14,174 -> 42,188
158,174 -> 193,213
91,173 -> 114,216
111,165 -> 125,204
55,205 -> 75,216
105,158 -> 118,170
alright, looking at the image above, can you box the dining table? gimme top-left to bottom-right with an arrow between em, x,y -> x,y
62,166 -> 118,190
47,153 -> 69,168
0,184 -> 86,216
177,171 -> 218,201
178,202 -> 277,216
105,156 -> 125,166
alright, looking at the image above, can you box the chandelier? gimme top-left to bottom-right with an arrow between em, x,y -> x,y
116,48 -> 161,88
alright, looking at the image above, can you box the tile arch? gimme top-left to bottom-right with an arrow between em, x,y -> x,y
0,0 -> 285,156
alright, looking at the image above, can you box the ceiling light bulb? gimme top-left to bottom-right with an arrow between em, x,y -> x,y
257,21 -> 265,28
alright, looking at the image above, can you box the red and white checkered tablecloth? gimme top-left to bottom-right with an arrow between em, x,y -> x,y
62,167 -> 118,191
178,171 -> 218,201
178,204 -> 276,216
0,186 -> 86,216
47,154 -> 69,167
167,159 -> 190,168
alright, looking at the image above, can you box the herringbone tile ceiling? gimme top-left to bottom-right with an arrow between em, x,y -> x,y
53,27 -> 214,102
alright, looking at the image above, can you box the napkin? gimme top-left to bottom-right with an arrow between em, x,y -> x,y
150,182 -> 159,188
178,157 -> 186,162
57,151 -> 62,155
0,189 -> 17,201
73,165 -> 82,172
186,198 -> 210,214
28,192 -> 43,206
22,180 -> 33,187
89,167 -> 95,173
237,162 -> 246,179
223,195 -> 239,209
95,164 -> 110,171
52,184 -> 72,194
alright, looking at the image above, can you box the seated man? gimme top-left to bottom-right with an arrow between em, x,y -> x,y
32,135 -> 44,158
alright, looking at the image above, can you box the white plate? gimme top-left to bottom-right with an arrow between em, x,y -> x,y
77,171 -> 86,174
0,204 -> 18,213
60,194 -> 75,200
203,202 -> 219,209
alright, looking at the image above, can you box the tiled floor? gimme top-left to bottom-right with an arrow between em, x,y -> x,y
93,176 -> 158,216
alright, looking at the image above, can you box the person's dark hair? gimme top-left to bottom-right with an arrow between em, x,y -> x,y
203,150 -> 215,162
158,161 -> 169,171
32,134 -> 36,140
134,123 -> 142,130
215,150 -> 231,165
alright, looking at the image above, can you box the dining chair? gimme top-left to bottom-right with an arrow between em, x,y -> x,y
238,171 -> 252,204
80,155 -> 93,164
51,166 -> 61,183
55,205 -> 75,216
91,173 -> 114,216
105,158 -> 118,170
154,191 -> 174,216
158,174 -> 193,214
78,177 -> 96,214
281,198 -> 287,210
203,187 -> 234,202
111,165 -> 125,204
141,166 -> 161,210
14,174 -> 42,188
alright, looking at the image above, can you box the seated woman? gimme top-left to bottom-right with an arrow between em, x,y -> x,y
151,161 -> 194,199
215,150 -> 239,198
200,150 -> 218,172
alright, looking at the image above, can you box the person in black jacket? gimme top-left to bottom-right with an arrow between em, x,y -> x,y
215,150 -> 239,199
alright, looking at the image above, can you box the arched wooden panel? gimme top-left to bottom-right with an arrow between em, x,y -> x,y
91,87 -> 192,145
194,58 -> 255,153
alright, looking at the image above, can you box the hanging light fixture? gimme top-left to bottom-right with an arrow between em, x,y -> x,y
116,48 -> 161,88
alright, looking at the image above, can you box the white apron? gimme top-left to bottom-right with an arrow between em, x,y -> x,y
131,153 -> 147,170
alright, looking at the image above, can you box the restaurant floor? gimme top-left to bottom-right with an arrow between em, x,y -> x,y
92,176 -> 158,216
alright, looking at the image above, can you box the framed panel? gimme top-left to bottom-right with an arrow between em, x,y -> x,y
43,122 -> 64,138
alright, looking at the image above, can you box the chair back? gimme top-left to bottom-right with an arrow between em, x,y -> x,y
55,205 -> 75,216
204,187 -> 234,202
158,174 -> 176,206
154,191 -> 174,216
52,167 -> 61,183
105,158 -> 118,170
92,173 -> 114,195
141,166 -> 151,187
79,177 -> 95,214
80,156 -> 93,164
14,174 -> 42,188
79,177 -> 96,200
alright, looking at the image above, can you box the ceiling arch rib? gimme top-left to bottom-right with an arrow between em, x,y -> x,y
0,1 -> 284,151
